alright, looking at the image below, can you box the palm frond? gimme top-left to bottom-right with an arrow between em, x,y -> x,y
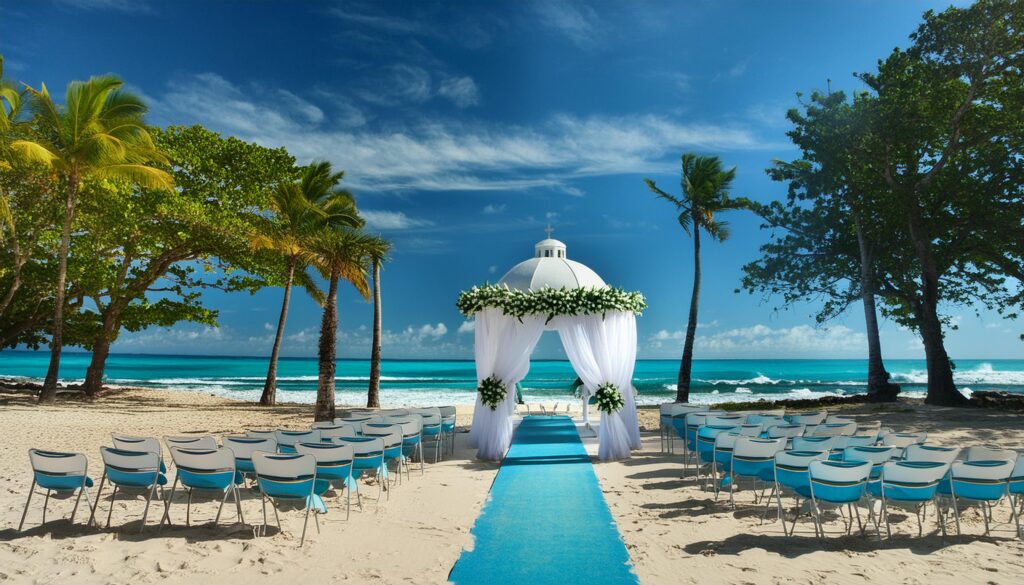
644,178 -> 685,208
91,164 -> 174,190
294,266 -> 327,306
8,139 -> 58,166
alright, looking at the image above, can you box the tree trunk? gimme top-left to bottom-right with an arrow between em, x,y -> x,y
367,259 -> 382,408
0,233 -> 24,317
83,338 -> 111,397
677,220 -> 701,403
315,271 -> 339,421
40,173 -> 78,404
260,257 -> 296,406
907,208 -> 967,406
854,220 -> 900,402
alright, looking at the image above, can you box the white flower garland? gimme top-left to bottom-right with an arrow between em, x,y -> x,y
477,375 -> 506,410
457,284 -> 646,321
594,382 -> 625,415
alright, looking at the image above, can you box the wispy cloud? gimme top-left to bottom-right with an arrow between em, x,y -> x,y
152,73 -> 777,193
483,203 -> 507,214
361,210 -> 434,230
647,323 -> 865,357
438,76 -> 480,108
532,0 -> 605,49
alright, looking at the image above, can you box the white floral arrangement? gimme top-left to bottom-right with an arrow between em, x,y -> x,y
594,382 -> 625,415
478,375 -> 507,410
456,284 -> 646,321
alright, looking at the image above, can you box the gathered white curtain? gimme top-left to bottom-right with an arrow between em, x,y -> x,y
467,308 -> 546,460
551,311 -> 641,460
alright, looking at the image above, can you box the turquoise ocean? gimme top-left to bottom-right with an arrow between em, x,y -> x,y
2,351 -> 1023,407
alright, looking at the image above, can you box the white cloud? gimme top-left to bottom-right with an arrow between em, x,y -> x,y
438,76 -> 480,108
483,203 -> 507,214
358,64 -> 433,106
277,90 -> 324,124
488,265 -> 498,274
545,211 -> 559,222
360,210 -> 433,230
385,322 -> 448,345
728,62 -> 748,78
533,0 -> 604,49
152,73 -> 776,193
457,320 -> 475,334
647,323 -> 866,356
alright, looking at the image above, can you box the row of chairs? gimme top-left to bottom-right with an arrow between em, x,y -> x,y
659,404 -> 1024,540
17,406 -> 460,546
514,403 -> 578,417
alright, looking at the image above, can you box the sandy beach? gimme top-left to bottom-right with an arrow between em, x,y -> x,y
2,387 -> 1023,585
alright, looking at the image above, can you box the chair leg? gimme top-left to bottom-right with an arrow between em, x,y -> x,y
346,482 -> 352,521
186,489 -> 193,526
215,489 -> 230,525
982,501 -> 991,536
42,490 -> 50,525
952,496 -> 962,538
18,480 -> 35,531
140,482 -> 159,533
159,477 -> 179,532
234,485 -> 245,525
812,501 -> 824,540
106,486 -> 118,528
81,487 -> 96,527
88,473 -> 106,527
261,494 -> 269,537
1009,495 -> 1021,541
70,487 -> 85,525
299,500 -> 312,547
418,442 -> 425,475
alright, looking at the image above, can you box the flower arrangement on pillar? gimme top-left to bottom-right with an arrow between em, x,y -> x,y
594,382 -> 625,415
478,375 -> 507,410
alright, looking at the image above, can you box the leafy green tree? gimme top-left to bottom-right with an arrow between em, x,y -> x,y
306,229 -> 384,421
75,125 -> 298,396
853,0 -> 1024,405
10,75 -> 173,403
252,160 -> 361,406
742,90 -> 901,401
366,239 -> 391,408
644,154 -> 745,403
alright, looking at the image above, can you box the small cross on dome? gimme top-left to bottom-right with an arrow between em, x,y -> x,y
544,224 -> 554,239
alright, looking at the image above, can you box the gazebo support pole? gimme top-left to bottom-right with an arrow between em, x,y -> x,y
582,392 -> 591,430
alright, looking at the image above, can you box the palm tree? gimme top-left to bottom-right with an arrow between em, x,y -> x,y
0,55 -> 24,238
645,153 -> 745,403
251,161 -> 361,406
366,239 -> 391,408
305,229 -> 385,422
10,75 -> 173,403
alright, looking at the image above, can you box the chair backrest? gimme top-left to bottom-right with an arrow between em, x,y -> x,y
963,446 -> 1018,462
111,435 -> 162,459
169,447 -> 236,489
832,434 -> 877,452
879,461 -> 950,501
684,412 -> 712,430
706,415 -> 744,427
336,437 -> 386,457
881,432 -> 927,449
767,424 -> 805,439
714,431 -> 741,451
791,436 -> 839,452
733,436 -> 786,460
28,449 -> 89,490
438,405 -> 457,418
904,444 -> 960,463
316,424 -> 359,441
164,435 -> 218,451
410,407 -> 441,417
856,421 -> 882,432
948,460 -> 1014,501
824,415 -> 855,424
361,424 -> 404,448
312,420 -> 342,429
812,422 -> 858,437
786,411 -> 827,425
251,452 -> 316,499
842,445 -> 898,466
752,408 -> 786,418
773,450 -> 829,491
275,429 -> 321,448
670,404 -> 707,418
746,414 -> 785,428
737,424 -> 763,437
419,413 -> 442,427
381,408 -> 411,417
809,460 -> 871,503
100,447 -> 161,487
222,436 -> 277,461
245,429 -> 277,440
295,442 -> 354,466
1010,457 -> 1024,495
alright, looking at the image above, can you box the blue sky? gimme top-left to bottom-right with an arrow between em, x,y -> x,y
4,0 -> 1018,360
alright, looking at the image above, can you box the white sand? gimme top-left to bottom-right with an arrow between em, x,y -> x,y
2,388 -> 1023,584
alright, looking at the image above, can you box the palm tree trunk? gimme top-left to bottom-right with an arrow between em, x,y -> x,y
40,172 -> 78,404
260,257 -> 296,406
853,218 -> 899,402
315,270 -> 339,422
907,208 -> 967,406
367,258 -> 382,408
677,221 -> 701,403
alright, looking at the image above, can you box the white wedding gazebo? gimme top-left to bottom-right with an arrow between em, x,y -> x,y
458,232 -> 645,461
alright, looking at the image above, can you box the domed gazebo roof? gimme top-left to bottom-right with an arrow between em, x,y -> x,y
498,229 -> 607,291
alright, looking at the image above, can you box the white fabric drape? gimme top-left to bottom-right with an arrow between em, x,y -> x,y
551,311 -> 641,460
467,308 -> 545,460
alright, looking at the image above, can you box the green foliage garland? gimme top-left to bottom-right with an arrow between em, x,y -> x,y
456,285 -> 646,320
477,375 -> 506,410
594,383 -> 625,415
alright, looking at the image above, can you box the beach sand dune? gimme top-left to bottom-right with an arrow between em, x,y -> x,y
2,389 -> 1024,584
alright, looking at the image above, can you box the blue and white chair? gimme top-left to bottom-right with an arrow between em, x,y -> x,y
388,418 -> 425,476
812,422 -> 858,437
315,424 -> 358,443
808,460 -> 874,538
766,424 -> 805,448
871,460 -> 950,538
275,430 -> 321,454
679,411 -> 716,474
159,447 -> 243,530
360,424 -> 406,488
791,436 -> 839,453
829,434 -> 879,460
19,449 -> 96,531
707,415 -> 744,427
771,449 -> 829,535
712,431 -> 740,498
412,411 -> 444,463
164,435 -> 218,452
1008,456 -> 1024,540
295,442 -> 355,519
223,436 -> 277,483
904,444 -> 960,464
336,437 -> 387,503
785,411 -> 827,426
880,432 -> 927,456
439,405 -> 457,456
111,435 -> 165,473
251,452 -> 323,546
737,423 -> 764,437
664,404 -> 707,454
727,437 -> 786,509
962,446 -> 1017,462
695,425 -> 737,490
89,447 -> 167,532
842,446 -> 898,480
746,414 -> 785,429
245,429 -> 278,441
939,459 -> 1016,538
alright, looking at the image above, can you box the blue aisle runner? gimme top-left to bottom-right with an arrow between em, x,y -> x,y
449,416 -> 637,585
